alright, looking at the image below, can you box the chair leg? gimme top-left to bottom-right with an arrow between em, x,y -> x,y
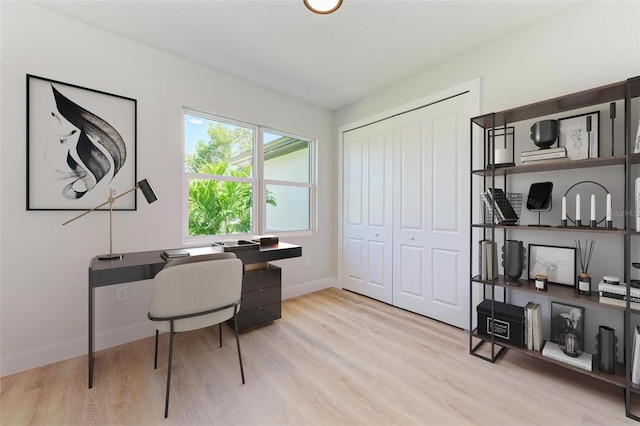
164,322 -> 175,418
233,315 -> 245,384
154,330 -> 159,370
219,323 -> 222,348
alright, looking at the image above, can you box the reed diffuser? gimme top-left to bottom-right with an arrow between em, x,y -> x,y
576,240 -> 595,296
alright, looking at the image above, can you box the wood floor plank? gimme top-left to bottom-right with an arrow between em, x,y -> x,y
1,288 -> 636,425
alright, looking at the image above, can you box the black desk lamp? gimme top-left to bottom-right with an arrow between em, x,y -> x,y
63,178 -> 158,260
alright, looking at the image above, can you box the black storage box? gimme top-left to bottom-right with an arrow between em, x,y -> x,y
477,299 -> 525,348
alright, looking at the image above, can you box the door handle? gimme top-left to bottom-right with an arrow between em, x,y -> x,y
409,237 -> 415,241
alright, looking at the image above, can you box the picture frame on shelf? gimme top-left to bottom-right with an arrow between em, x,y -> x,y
27,74 -> 137,211
528,244 -> 576,287
550,301 -> 585,346
558,111 -> 599,160
485,126 -> 515,168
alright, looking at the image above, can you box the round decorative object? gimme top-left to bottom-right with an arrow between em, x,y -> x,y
530,120 -> 559,149
558,328 -> 584,357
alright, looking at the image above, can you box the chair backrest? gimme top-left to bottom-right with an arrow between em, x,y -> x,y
150,253 -> 243,333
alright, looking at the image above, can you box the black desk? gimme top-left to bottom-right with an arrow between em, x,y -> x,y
87,243 -> 301,388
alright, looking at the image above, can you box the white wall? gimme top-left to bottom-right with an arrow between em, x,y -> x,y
0,2 -> 337,375
337,1 -> 640,356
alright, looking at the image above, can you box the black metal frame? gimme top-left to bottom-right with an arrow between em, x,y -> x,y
148,300 -> 245,418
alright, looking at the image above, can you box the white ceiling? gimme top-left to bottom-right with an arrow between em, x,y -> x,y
29,0 -> 580,110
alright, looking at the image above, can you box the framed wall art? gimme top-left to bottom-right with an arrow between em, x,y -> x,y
550,301 -> 585,345
528,244 -> 576,287
558,111 -> 599,160
27,74 -> 137,210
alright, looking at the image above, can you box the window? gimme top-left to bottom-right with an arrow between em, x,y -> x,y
184,110 -> 315,240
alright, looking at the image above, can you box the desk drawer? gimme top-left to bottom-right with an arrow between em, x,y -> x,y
240,285 -> 281,312
242,265 -> 281,292
235,302 -> 281,332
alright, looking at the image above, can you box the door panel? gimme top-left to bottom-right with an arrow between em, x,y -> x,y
393,94 -> 470,329
342,120 -> 393,303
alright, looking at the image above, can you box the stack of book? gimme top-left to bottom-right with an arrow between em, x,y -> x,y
520,146 -> 567,164
161,249 -> 190,260
542,341 -> 593,371
598,280 -> 640,309
524,302 -> 543,351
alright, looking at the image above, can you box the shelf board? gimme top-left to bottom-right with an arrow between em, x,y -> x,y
470,80 -> 628,128
472,155 -> 629,176
472,275 -> 628,310
472,332 -> 626,388
471,223 -> 626,235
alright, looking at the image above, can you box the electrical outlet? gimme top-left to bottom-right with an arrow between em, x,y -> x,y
116,287 -> 127,303
305,257 -> 312,267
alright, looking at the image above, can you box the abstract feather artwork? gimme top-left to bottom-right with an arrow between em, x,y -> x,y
27,75 -> 137,210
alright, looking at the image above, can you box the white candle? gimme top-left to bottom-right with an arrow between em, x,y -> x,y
606,193 -> 612,221
562,197 -> 567,220
576,194 -> 581,222
591,194 -> 596,221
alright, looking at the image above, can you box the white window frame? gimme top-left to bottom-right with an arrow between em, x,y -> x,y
183,109 -> 316,244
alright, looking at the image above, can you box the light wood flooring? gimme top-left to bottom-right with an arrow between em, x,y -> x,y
1,287 -> 637,425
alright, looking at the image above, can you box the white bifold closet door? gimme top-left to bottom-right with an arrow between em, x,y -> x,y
391,94 -> 470,329
342,119 -> 394,304
342,93 -> 470,329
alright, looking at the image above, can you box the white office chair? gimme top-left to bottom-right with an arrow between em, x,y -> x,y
148,252 -> 245,418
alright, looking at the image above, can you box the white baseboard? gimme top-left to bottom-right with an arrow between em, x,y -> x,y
2,279 -> 338,377
282,277 -> 338,300
1,321 -> 154,377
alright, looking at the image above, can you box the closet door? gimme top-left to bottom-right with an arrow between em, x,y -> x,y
392,93 -> 470,329
342,120 -> 393,304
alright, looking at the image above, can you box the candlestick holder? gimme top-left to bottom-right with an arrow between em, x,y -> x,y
559,181 -> 616,230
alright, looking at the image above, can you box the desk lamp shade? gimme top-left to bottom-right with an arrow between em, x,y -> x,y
138,179 -> 158,204
63,178 -> 158,260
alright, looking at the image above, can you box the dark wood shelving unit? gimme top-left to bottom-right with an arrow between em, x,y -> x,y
469,76 -> 640,421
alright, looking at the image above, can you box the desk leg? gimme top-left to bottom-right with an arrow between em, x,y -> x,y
88,284 -> 94,389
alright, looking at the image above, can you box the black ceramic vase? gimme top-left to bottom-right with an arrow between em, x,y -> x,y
502,240 -> 525,286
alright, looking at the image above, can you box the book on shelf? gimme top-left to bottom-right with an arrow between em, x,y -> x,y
532,304 -> 543,352
521,146 -> 566,157
597,281 -> 640,297
521,150 -> 567,163
485,188 -> 518,224
633,326 -> 640,385
599,291 -> 640,304
598,296 -> 640,310
520,157 -> 569,165
478,240 -> 497,280
525,301 -> 534,350
541,341 -> 593,371
161,249 -> 190,260
524,302 -> 543,352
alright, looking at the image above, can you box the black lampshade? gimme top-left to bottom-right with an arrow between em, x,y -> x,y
137,179 -> 158,204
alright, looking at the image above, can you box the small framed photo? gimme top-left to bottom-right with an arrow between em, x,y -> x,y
528,244 -> 576,287
550,302 -> 585,345
486,127 -> 515,168
558,111 -> 599,160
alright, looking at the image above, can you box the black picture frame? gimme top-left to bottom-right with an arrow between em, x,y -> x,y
27,74 -> 137,211
558,111 -> 599,160
528,244 -> 576,287
550,301 -> 585,345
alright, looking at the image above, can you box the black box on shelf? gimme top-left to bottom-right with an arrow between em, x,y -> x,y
477,299 -> 525,348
